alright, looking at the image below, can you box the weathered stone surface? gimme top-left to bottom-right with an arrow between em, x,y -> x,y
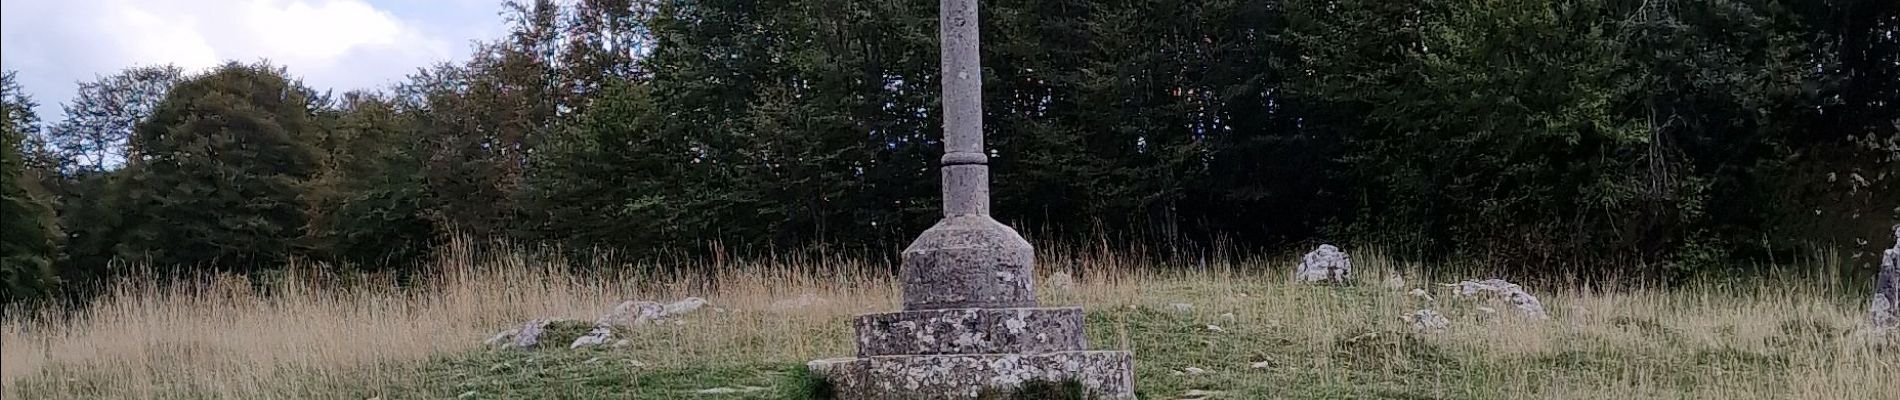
601,301 -> 661,326
483,328 -> 518,346
569,324 -> 614,349
1447,279 -> 1548,319
599,297 -> 709,327
900,215 -> 1038,310
512,318 -> 551,348
854,308 -> 1086,357
808,351 -> 1135,399
1873,226 -> 1899,333
1294,244 -> 1352,283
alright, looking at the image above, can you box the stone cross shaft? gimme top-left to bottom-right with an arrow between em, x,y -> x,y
939,0 -> 989,218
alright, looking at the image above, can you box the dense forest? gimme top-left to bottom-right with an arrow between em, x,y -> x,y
1,0 -> 1896,305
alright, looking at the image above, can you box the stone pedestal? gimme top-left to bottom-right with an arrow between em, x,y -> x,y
808,216 -> 1135,398
808,0 -> 1134,396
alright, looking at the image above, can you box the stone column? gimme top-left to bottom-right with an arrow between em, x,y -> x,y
805,0 -> 1136,397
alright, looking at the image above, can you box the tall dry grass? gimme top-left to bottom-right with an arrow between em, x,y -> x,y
2,240 -> 1894,399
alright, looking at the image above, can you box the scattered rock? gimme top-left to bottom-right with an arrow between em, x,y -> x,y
1382,275 -> 1406,290
1169,303 -> 1195,313
1409,288 -> 1434,301
493,297 -> 713,349
1476,306 -> 1497,315
482,328 -> 519,346
1402,309 -> 1451,331
612,339 -> 631,348
662,297 -> 708,316
512,319 -> 551,348
1046,271 -> 1076,292
1219,312 -> 1236,321
457,391 -> 478,399
1445,279 -> 1548,319
1182,367 -> 1207,375
568,324 -> 615,349
1873,225 -> 1899,334
1205,324 -> 1226,333
1295,244 -> 1353,283
601,301 -> 664,326
1249,360 -> 1272,369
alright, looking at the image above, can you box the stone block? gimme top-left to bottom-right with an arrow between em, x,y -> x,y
854,307 -> 1087,357
808,350 -> 1135,399
901,215 -> 1037,310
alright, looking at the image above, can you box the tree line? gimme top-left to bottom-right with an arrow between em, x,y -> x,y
2,0 -> 1896,305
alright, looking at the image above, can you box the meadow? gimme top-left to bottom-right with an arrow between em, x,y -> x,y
3,241 -> 1895,399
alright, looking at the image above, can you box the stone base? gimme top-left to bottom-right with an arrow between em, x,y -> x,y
855,307 -> 1086,356
808,351 -> 1135,399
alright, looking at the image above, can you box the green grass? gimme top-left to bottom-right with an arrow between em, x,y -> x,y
6,248 -> 1893,399
195,286 -> 1873,399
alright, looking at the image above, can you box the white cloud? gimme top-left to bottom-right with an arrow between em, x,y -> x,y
2,0 -> 476,117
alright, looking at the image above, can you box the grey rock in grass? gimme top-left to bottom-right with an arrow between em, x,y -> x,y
662,297 -> 708,316
601,297 -> 710,326
601,301 -> 663,326
1408,288 -> 1435,301
483,328 -> 519,346
1402,309 -> 1451,331
1295,244 -> 1353,284
1169,303 -> 1194,313
512,319 -> 551,348
568,324 -> 615,349
1447,279 -> 1548,319
1873,226 -> 1899,334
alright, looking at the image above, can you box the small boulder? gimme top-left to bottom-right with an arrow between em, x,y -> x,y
662,297 -> 708,316
512,319 -> 551,348
1169,303 -> 1194,313
1408,288 -> 1434,301
483,328 -> 519,346
1402,309 -> 1451,331
1295,244 -> 1353,284
1205,324 -> 1227,333
601,301 -> 664,326
569,324 -> 615,349
1446,279 -> 1548,319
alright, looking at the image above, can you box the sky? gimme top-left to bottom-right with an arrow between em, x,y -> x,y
1,0 -> 510,119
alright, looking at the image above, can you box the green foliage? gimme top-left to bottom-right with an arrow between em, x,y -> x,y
0,70 -> 62,305
116,62 -> 323,273
3,0 -> 1896,288
307,92 -> 437,268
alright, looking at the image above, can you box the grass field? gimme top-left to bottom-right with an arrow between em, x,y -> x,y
3,241 -> 1896,399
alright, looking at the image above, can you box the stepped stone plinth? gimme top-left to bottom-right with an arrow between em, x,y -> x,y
804,1 -> 1134,396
